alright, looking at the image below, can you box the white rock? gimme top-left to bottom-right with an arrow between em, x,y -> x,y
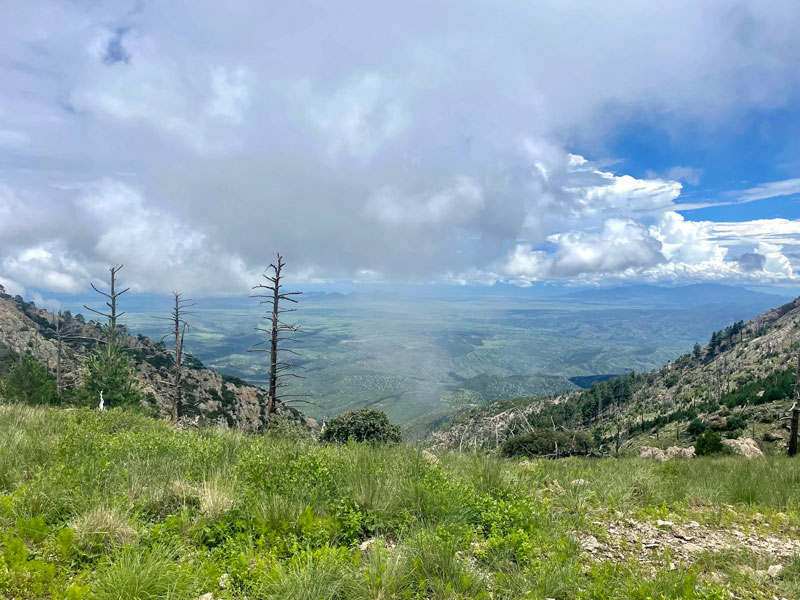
421,450 -> 439,465
768,564 -> 783,578
359,538 -> 377,551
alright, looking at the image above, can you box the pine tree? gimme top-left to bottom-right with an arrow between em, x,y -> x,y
78,325 -> 144,408
2,354 -> 58,405
78,265 -> 143,409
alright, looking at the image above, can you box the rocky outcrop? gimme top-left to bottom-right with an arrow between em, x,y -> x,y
640,446 -> 695,461
722,437 -> 764,458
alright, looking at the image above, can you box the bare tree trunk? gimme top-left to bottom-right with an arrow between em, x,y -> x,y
84,264 -> 130,332
51,309 -> 81,398
55,313 -> 63,398
175,297 -> 182,419
268,270 -> 280,417
249,253 -> 308,428
156,292 -> 194,420
790,344 -> 800,456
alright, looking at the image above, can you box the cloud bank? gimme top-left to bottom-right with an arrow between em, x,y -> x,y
1,1 -> 800,296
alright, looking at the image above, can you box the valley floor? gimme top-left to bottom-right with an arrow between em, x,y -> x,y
1,405 -> 800,599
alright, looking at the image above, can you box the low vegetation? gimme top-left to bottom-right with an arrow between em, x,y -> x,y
500,428 -> 594,458
2,404 -> 800,599
320,408 -> 402,444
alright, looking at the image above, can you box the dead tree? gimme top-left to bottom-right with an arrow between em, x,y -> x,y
155,293 -> 195,420
790,340 -> 800,456
84,265 -> 130,331
248,253 -> 308,425
51,310 -> 83,398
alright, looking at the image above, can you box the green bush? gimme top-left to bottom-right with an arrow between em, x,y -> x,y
687,418 -> 707,438
320,409 -> 401,444
500,429 -> 594,458
695,430 -> 724,456
723,414 -> 747,432
1,354 -> 58,405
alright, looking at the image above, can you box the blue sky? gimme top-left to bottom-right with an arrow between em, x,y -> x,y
606,109 -> 800,221
2,1 -> 800,299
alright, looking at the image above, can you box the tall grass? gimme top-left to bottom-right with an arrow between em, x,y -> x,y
0,404 -> 798,600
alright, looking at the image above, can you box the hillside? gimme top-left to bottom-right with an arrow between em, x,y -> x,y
427,294 -> 800,455
0,289 -> 315,432
2,404 -> 800,599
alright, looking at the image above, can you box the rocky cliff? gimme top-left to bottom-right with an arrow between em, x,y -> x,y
0,289 -> 316,432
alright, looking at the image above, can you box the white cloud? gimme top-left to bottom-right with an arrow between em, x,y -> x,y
650,212 -> 727,265
738,178 -> 800,203
505,218 -> 665,280
0,276 -> 25,297
1,2 -> 800,293
500,211 -> 800,285
367,176 -> 484,226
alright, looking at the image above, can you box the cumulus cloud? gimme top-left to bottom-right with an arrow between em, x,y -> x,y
505,219 -> 665,280
502,211 -> 799,284
1,1 -> 800,293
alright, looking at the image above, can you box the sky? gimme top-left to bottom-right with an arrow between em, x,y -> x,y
2,1 -> 800,299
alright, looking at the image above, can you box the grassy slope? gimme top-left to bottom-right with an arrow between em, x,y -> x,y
2,405 -> 800,599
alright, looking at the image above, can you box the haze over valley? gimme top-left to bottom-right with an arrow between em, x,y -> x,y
90,283 -> 790,429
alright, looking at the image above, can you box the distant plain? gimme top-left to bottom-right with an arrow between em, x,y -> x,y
112,284 -> 791,430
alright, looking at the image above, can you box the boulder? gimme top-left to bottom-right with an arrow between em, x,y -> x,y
722,437 -> 764,458
665,446 -> 695,459
640,446 -> 666,461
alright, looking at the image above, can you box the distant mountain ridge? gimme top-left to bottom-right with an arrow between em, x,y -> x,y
559,283 -> 791,305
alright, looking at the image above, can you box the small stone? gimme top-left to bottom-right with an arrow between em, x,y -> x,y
421,450 -> 439,465
359,538 -> 377,551
671,526 -> 694,541
197,594 -> 214,600
656,519 -> 674,528
768,564 -> 783,578
571,478 -> 588,486
581,535 -> 601,552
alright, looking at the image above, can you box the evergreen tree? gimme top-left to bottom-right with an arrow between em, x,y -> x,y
692,342 -> 702,359
78,325 -> 144,408
2,354 -> 58,405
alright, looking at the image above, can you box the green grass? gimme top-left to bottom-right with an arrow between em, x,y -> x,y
1,404 -> 799,599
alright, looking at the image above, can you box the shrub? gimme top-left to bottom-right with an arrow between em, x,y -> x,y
695,430 -> 724,456
320,409 -> 401,444
723,414 -> 747,432
1,354 -> 58,405
500,429 -> 594,458
687,418 -> 707,438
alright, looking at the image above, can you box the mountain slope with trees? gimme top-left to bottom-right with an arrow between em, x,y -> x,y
0,286 -> 314,432
427,294 -> 800,455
